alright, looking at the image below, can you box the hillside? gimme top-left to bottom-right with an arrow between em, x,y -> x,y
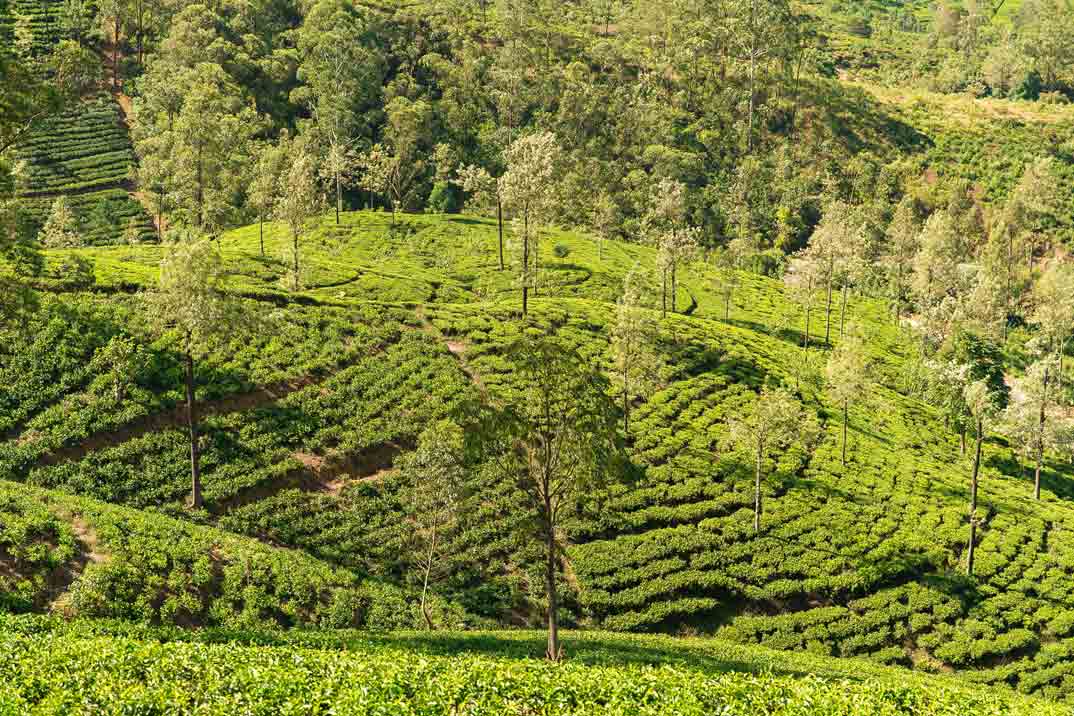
1,210 -> 1073,701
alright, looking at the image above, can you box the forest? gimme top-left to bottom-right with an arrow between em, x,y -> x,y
6,0 -> 1074,712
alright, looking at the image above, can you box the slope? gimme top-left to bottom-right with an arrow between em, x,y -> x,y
4,209 -> 1074,701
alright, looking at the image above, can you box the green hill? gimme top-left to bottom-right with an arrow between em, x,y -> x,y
5,210 -> 1074,701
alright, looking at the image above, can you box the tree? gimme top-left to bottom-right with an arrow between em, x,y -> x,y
912,210 -> 972,346
95,0 -> 124,89
963,379 -> 1000,577
481,338 -> 618,661
322,136 -> 356,226
274,140 -> 322,292
826,329 -> 873,466
784,256 -> 822,348
589,192 -> 618,263
40,197 -> 80,248
398,419 -> 466,630
1003,358 -> 1071,500
59,0 -> 93,47
1030,262 -> 1074,386
724,385 -> 816,531
89,334 -> 146,403
133,63 -> 260,235
610,269 -> 662,434
883,196 -> 920,324
803,201 -> 864,345
499,132 -> 563,316
645,178 -> 697,318
248,139 -> 287,256
712,244 -> 745,321
146,237 -> 240,510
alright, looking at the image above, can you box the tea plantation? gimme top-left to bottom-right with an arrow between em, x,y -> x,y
2,210 -> 1074,705
0,616 -> 1063,714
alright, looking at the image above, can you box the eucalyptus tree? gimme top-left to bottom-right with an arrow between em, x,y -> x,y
611,269 -> 662,434
802,200 -> 864,345
784,256 -> 822,348
248,138 -> 288,256
146,236 -> 241,510
133,62 -> 261,235
456,164 -> 506,269
883,196 -> 920,324
826,329 -> 873,466
275,139 -> 322,292
294,0 -> 385,225
499,131 -> 563,316
1004,358 -> 1071,500
1030,262 -> 1074,386
40,197 -> 80,248
646,178 -> 698,318
964,379 -> 1000,577
725,385 -> 816,531
398,420 -> 467,631
478,337 -> 619,661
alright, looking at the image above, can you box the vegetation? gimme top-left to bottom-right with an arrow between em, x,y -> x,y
10,0 -> 1074,708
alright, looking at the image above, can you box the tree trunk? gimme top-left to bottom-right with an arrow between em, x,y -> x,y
335,171 -> 341,225
497,198 -> 505,271
824,268 -> 833,345
420,529 -> 437,631
754,443 -> 763,531
185,349 -> 202,509
967,417 -> 983,577
259,215 -> 264,256
804,305 -> 811,349
724,292 -> 731,321
661,268 -> 667,320
841,397 -> 849,466
544,501 -> 560,661
111,18 -> 119,90
960,427 -> 966,456
1036,365 -> 1049,500
292,227 -> 300,291
671,262 -> 677,314
522,210 -> 530,316
839,284 -> 849,339
746,0 -> 757,153
623,386 -> 630,435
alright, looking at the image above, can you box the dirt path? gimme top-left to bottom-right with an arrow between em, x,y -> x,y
416,306 -> 487,395
35,376 -> 320,468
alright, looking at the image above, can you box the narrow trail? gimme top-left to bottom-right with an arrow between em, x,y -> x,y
415,305 -> 487,396
34,376 -> 321,468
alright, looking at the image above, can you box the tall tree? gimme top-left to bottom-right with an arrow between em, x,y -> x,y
883,196 -> 920,324
274,140 -> 322,292
480,338 -> 618,661
499,131 -> 563,316
398,419 -> 466,631
1004,358 -> 1070,500
146,237 -> 240,510
963,379 -> 1000,577
40,197 -> 81,248
802,201 -> 863,345
646,178 -> 697,318
248,138 -> 287,256
96,0 -> 124,89
133,63 -> 260,235
724,385 -> 816,531
610,268 -> 662,434
784,256 -> 822,348
826,329 -> 873,466
1030,262 -> 1074,386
